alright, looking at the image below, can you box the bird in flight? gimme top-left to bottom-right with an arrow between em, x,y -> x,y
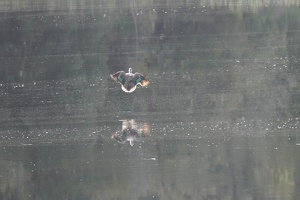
110,68 -> 149,93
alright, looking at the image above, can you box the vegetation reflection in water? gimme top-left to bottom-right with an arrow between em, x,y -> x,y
0,0 -> 299,200
0,135 -> 299,199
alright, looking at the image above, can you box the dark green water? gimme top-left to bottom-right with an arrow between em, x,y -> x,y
0,0 -> 300,199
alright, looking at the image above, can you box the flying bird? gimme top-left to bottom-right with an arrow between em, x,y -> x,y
110,68 -> 149,93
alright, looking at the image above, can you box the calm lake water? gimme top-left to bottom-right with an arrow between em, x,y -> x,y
0,0 -> 300,199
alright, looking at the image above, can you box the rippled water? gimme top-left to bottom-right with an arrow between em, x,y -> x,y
0,1 -> 300,199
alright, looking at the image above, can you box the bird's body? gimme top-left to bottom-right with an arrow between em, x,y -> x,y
110,68 -> 149,93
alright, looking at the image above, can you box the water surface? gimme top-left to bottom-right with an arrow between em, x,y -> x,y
0,0 -> 300,199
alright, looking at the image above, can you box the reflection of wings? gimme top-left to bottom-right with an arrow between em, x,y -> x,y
120,119 -> 150,137
141,123 -> 150,136
113,119 -> 151,146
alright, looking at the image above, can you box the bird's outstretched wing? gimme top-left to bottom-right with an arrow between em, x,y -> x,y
134,73 -> 149,87
110,71 -> 125,84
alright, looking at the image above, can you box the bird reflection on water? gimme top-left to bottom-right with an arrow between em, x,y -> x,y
112,119 -> 150,146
